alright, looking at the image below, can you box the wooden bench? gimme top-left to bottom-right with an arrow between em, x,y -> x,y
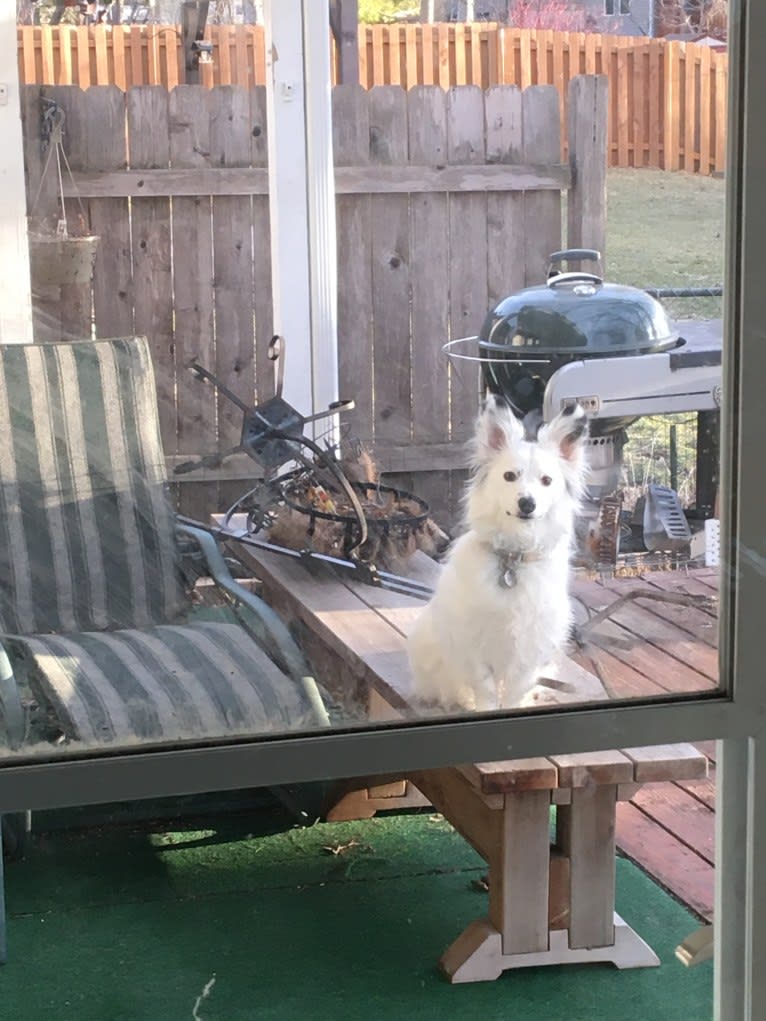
231,536 -> 708,982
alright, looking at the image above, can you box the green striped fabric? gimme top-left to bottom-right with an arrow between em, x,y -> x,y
7,621 -> 316,744
0,338 -> 186,635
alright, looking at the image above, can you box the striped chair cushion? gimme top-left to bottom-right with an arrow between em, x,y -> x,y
9,621 -> 317,744
0,338 -> 186,635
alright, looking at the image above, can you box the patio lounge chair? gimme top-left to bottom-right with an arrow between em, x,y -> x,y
0,336 -> 331,962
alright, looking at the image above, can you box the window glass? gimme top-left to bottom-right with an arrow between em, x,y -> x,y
2,9 -> 727,768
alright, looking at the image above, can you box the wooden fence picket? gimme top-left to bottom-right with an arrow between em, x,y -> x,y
446,85 -> 488,444
126,86 -> 175,455
333,83 -> 374,446
168,86 -> 217,519
251,85 -> 275,410
408,85 -> 449,450
369,86 -> 411,448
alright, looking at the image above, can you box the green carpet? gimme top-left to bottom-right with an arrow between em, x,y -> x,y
3,805 -> 712,1021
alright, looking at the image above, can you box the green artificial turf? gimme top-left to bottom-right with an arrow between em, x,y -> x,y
2,806 -> 712,1021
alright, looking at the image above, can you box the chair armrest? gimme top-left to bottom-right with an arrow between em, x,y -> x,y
176,523 -> 330,727
0,641 -> 26,749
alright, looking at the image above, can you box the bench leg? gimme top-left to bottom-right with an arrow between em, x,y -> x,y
557,784 -> 617,949
489,789 -> 551,955
441,914 -> 660,982
440,782 -> 662,982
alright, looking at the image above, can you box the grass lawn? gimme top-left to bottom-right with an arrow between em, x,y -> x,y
604,167 -> 725,320
590,168 -> 726,505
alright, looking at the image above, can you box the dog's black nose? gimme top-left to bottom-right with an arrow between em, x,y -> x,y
518,496 -> 536,517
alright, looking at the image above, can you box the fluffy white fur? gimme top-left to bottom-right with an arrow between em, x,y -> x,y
407,396 -> 589,712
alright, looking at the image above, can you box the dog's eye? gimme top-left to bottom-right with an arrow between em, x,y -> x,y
541,475 -> 553,487
503,471 -> 518,482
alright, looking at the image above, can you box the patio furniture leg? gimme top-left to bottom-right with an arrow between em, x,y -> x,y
490,789 -> 552,955
557,785 -> 617,949
440,788 -> 552,982
440,782 -> 661,981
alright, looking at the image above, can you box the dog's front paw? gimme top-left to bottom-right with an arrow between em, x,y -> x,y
518,683 -> 563,708
412,696 -> 473,716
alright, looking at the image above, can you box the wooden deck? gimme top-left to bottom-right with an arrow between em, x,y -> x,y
571,567 -> 718,921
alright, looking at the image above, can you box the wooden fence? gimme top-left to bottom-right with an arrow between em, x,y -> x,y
17,23 -> 727,174
21,77 -> 606,519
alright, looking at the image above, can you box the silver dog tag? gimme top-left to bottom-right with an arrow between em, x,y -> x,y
502,567 -> 517,588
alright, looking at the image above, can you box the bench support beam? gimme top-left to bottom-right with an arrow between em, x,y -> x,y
441,914 -> 660,983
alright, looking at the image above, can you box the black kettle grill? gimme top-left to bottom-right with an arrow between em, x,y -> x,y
479,249 -> 680,428
477,249 -> 687,518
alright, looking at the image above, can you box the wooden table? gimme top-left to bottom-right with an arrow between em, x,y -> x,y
232,537 -> 708,982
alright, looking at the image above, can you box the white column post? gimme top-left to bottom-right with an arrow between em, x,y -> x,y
263,0 -> 339,432
0,9 -> 33,344
302,0 -> 339,426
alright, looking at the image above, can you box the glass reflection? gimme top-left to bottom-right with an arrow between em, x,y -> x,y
0,268 -> 723,761
1,59 -> 725,765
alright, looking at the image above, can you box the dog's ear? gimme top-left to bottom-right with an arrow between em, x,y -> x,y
473,394 -> 524,462
539,403 -> 589,464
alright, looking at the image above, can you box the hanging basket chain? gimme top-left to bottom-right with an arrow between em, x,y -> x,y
29,101 -> 88,237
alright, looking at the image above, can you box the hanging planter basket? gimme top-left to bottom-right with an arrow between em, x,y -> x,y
27,98 -> 99,291
28,232 -> 100,289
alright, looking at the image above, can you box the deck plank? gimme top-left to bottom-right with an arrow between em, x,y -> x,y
586,570 -> 720,918
571,577 -> 717,692
615,800 -> 714,921
598,574 -> 719,649
627,782 -> 715,864
571,642 -> 669,701
678,763 -> 717,811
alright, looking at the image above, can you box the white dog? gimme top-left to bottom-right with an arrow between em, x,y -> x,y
407,395 -> 589,712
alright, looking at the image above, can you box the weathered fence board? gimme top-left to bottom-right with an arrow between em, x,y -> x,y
447,85 -> 487,444
21,79 -> 606,518
522,85 -> 562,288
127,86 -> 175,452
408,85 -> 449,448
369,87 -> 411,447
209,85 -> 257,514
87,86 -> 133,337
567,75 -> 608,273
333,85 -> 374,445
18,24 -> 727,175
485,85 -> 525,305
250,86 -> 275,410
169,86 -> 217,519
57,163 -> 570,197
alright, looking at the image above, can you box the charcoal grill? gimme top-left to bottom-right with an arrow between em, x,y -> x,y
462,249 -> 722,561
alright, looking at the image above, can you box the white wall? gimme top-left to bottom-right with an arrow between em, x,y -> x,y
0,4 -> 33,344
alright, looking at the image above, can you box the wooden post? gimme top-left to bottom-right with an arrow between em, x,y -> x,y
181,0 -> 210,86
329,0 -> 359,86
567,74 -> 608,275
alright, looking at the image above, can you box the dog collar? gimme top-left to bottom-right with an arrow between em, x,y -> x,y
493,546 -> 547,588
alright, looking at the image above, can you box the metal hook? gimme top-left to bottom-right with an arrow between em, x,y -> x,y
269,335 -> 285,398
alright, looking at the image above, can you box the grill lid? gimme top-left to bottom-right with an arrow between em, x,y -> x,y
479,249 -> 679,358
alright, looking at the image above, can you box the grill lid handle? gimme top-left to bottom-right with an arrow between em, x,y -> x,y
547,249 -> 603,278
546,271 -> 603,289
